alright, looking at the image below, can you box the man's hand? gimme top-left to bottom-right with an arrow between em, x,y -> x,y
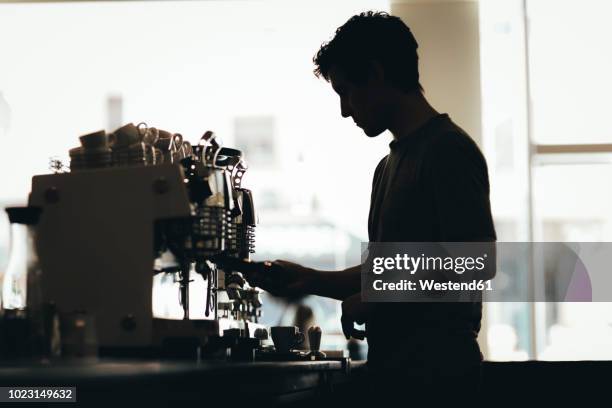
214,256 -> 362,301
341,292 -> 369,340
240,259 -> 318,300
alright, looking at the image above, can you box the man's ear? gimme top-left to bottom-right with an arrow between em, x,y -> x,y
367,60 -> 385,85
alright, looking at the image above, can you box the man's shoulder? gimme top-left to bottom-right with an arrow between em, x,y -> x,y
371,154 -> 389,178
417,116 -> 491,187
424,116 -> 486,165
427,115 -> 479,152
375,155 -> 388,172
371,155 -> 389,187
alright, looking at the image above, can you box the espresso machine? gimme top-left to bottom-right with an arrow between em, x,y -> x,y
28,125 -> 266,356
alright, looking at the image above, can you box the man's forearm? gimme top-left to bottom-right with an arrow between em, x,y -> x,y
308,265 -> 361,300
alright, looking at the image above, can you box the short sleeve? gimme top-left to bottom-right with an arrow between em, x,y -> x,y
427,133 -> 497,242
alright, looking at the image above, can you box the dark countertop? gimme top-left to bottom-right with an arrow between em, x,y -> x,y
0,359 -> 347,381
1,359 -> 611,405
0,358 -> 351,406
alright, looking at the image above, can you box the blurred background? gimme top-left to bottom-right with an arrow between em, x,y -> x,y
1,0 -> 611,361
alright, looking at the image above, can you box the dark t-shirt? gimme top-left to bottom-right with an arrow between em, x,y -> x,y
366,113 -> 496,369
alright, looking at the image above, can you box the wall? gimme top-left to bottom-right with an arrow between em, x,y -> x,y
391,0 -> 482,147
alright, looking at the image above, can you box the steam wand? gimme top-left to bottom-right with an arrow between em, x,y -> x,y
178,261 -> 193,320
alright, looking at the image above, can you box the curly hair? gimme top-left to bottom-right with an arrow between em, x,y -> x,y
313,11 -> 423,93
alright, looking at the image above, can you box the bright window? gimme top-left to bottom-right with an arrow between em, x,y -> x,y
480,0 -> 612,360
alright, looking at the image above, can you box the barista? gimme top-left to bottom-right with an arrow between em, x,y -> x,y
233,11 -> 496,402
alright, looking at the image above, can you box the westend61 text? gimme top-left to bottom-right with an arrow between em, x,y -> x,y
372,279 -> 493,291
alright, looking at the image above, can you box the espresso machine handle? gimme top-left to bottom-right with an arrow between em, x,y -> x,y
240,189 -> 257,226
217,147 -> 242,160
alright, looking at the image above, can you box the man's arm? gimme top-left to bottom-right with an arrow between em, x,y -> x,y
226,258 -> 361,301
309,264 -> 361,300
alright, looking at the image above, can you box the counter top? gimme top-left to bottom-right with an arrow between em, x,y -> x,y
0,358 -> 352,406
0,358 -> 348,381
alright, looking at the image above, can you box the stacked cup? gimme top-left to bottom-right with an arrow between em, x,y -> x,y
111,123 -> 148,166
69,123 -> 190,171
70,130 -> 111,171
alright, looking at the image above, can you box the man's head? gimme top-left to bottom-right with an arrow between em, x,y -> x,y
313,11 -> 423,137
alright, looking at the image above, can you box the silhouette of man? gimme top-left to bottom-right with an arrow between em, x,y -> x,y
237,11 -> 496,402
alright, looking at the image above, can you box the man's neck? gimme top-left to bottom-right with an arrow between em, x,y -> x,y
388,93 -> 440,141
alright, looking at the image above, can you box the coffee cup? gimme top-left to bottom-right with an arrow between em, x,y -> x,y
270,326 -> 304,353
113,123 -> 140,146
79,130 -> 108,149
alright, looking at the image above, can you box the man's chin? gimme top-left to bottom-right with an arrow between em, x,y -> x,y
362,127 -> 385,138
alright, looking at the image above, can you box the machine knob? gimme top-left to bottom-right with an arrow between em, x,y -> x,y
153,177 -> 170,195
44,187 -> 60,203
120,314 -> 137,332
227,272 -> 246,288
